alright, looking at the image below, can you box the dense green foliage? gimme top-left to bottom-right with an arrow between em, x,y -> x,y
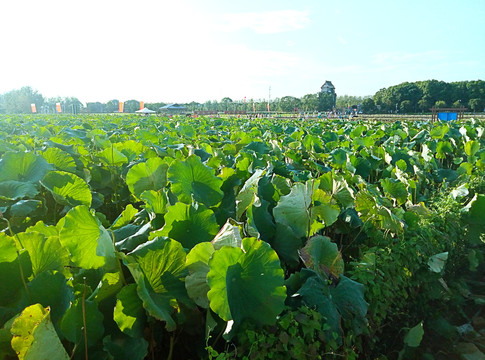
374,80 -> 485,113
0,114 -> 484,359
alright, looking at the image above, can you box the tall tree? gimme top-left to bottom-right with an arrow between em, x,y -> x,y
2,86 -> 44,113
123,100 -> 140,113
221,97 -> 233,111
361,98 -> 376,113
301,93 -> 319,111
105,99 -> 119,113
278,96 -> 300,113
85,102 -> 107,113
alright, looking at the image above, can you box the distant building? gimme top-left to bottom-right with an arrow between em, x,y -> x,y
320,81 -> 337,109
159,104 -> 187,115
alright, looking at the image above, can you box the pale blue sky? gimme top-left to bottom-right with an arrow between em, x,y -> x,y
1,0 -> 483,103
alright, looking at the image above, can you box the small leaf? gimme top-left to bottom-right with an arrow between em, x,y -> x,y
428,252 -> 448,273
404,322 -> 424,347
299,235 -> 344,278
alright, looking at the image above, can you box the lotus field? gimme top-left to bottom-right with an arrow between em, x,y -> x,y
0,114 -> 484,359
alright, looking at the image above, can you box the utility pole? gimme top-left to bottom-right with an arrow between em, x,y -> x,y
268,86 -> 271,116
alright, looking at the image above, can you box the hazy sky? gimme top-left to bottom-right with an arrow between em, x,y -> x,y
1,0 -> 484,103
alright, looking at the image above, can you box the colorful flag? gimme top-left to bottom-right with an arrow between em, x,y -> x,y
31,104 -> 36,113
56,103 -> 62,113
267,103 -> 270,112
140,101 -> 144,110
119,102 -> 124,113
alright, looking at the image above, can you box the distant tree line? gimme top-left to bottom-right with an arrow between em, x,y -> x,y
0,80 -> 484,115
370,80 -> 485,114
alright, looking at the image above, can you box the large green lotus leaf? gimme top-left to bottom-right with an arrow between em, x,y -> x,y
158,203 -> 219,249
114,223 -> 152,253
114,140 -> 147,162
97,147 -> 128,166
59,205 -> 116,270
185,242 -> 215,308
25,221 -> 59,238
273,182 -> 313,239
349,125 -> 367,139
436,141 -> 453,159
126,157 -> 168,199
207,237 -> 286,327
0,250 -> 32,307
332,177 -> 355,208
140,190 -> 167,215
329,148 -> 348,167
168,154 -> 223,206
17,231 -> 70,277
247,198 -> 276,242
430,124 -> 449,139
211,219 -> 244,250
114,284 -> 146,338
0,327 -> 15,359
111,204 -> 138,230
41,147 -> 77,173
41,171 -> 92,207
235,169 -> 265,220
215,167 -> 241,224
0,233 -> 18,263
299,235 -> 344,279
9,200 -> 45,218
103,333 -> 148,360
269,223 -> 303,268
301,277 -> 342,334
330,275 -> 368,334
27,271 -> 74,325
0,181 -> 38,200
311,189 -> 340,228
88,272 -> 123,304
464,140 -> 480,158
463,194 -> 485,226
60,298 -> 104,348
0,152 -> 53,183
380,178 -> 408,206
350,156 -> 372,179
123,237 -> 190,331
10,304 -> 69,360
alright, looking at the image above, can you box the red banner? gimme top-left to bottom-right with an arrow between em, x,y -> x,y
119,102 -> 124,113
140,101 -> 144,110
